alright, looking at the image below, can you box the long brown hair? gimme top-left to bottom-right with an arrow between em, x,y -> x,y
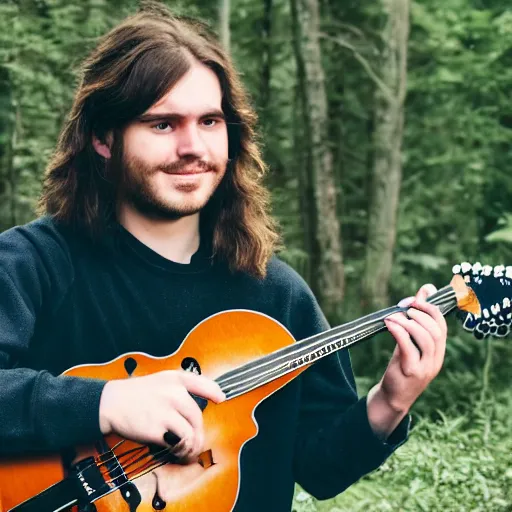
39,1 -> 279,278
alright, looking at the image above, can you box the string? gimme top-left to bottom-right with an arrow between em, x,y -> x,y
216,286 -> 457,399
217,285 -> 455,387
71,284 -> 460,499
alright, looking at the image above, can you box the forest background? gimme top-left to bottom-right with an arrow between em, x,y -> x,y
0,0 -> 511,510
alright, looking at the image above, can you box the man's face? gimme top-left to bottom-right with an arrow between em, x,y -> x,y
117,61 -> 229,219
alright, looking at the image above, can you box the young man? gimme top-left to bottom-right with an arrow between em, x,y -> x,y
0,3 -> 447,511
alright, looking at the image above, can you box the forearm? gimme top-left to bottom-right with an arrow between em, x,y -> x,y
294,395 -> 409,500
0,368 -> 106,454
366,382 -> 409,440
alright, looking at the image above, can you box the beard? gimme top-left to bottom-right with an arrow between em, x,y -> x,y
115,152 -> 226,221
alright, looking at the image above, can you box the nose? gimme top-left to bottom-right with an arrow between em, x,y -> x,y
175,123 -> 207,160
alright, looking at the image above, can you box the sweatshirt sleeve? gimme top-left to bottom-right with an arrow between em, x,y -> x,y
289,273 -> 410,500
0,221 -> 106,454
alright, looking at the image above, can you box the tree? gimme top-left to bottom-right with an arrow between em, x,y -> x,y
219,0 -> 231,52
290,0 -> 345,320
362,0 -> 410,311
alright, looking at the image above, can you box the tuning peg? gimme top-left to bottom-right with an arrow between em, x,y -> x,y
461,262 -> 472,273
472,262 -> 483,274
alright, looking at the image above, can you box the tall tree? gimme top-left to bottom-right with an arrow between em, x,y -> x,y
219,0 -> 230,52
362,0 -> 410,310
291,0 -> 345,319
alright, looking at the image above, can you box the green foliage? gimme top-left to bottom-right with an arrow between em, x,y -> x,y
1,0 -> 511,509
485,214 -> 512,243
0,0 -> 129,229
293,390 -> 512,511
395,0 -> 512,291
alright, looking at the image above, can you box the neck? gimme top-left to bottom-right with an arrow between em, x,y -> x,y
117,203 -> 200,264
216,284 -> 459,400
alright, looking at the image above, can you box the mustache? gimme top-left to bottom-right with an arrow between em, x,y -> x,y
157,159 -> 219,175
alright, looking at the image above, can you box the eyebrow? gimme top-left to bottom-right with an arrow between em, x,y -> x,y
137,109 -> 226,123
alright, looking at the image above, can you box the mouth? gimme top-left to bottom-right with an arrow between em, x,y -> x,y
176,170 -> 209,175
160,165 -> 215,176
163,168 -> 212,176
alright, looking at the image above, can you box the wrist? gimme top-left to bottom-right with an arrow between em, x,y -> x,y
367,383 -> 409,440
99,381 -> 115,435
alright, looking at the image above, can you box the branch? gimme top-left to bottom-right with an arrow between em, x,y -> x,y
319,32 -> 396,106
320,20 -> 366,40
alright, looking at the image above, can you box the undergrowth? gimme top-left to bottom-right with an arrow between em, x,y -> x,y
292,381 -> 512,512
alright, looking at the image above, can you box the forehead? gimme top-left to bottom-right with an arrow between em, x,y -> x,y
148,61 -> 223,116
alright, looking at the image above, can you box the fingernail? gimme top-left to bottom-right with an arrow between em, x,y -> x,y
425,283 -> 437,295
164,431 -> 181,446
398,296 -> 414,308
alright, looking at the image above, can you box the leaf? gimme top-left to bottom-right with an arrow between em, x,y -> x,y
485,229 -> 512,243
397,253 -> 448,270
485,215 -> 512,243
436,67 -> 464,83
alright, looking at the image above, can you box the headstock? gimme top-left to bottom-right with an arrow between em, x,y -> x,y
452,262 -> 512,339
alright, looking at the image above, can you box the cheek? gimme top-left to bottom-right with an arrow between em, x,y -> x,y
211,129 -> 229,162
124,129 -> 176,165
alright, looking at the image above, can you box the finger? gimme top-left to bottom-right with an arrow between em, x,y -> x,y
411,300 -> 447,337
171,389 -> 205,436
410,300 -> 447,364
180,428 -> 205,464
386,314 -> 435,360
177,430 -> 204,462
195,428 -> 205,458
415,283 -> 437,302
397,296 -> 415,308
179,372 -> 226,403
384,318 -> 420,376
406,307 -> 443,347
163,410 -> 194,451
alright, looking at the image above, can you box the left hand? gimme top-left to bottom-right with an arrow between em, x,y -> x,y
379,283 -> 448,414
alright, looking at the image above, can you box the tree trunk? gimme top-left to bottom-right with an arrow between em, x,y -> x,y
8,104 -> 19,228
218,0 -> 230,52
362,0 -> 409,311
260,0 -> 273,112
0,71 -> 18,231
292,81 -> 313,284
291,0 -> 345,320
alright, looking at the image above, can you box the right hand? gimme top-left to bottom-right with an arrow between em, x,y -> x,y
99,370 -> 225,462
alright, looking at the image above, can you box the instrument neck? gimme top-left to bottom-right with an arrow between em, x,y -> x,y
216,284 -> 457,400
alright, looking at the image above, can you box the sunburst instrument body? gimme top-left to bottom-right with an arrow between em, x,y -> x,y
0,265 -> 510,512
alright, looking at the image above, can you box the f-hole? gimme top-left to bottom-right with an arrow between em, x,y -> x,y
181,357 -> 201,375
124,357 -> 137,376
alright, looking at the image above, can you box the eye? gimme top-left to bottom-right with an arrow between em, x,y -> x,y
202,118 -> 217,127
153,122 -> 173,132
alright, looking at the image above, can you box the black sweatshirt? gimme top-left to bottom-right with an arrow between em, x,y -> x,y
0,216 -> 409,511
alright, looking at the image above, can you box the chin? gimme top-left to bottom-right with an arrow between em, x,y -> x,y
154,199 -> 207,219
161,188 -> 214,210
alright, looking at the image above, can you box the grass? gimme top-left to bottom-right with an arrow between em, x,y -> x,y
292,387 -> 512,512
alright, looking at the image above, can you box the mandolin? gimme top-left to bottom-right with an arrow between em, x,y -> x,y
0,262 -> 510,512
